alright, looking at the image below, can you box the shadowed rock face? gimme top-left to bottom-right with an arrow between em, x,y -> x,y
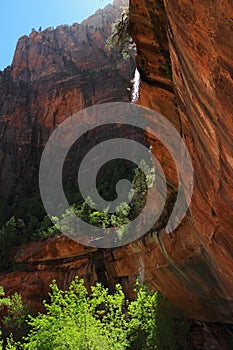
129,0 -> 233,323
0,2 -> 233,343
0,0 -> 135,198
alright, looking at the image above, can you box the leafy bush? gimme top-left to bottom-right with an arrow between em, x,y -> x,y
0,278 -> 189,349
0,287 -> 30,343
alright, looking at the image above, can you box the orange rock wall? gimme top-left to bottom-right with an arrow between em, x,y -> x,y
0,0 -> 232,330
0,1 -> 135,197
129,0 -> 233,322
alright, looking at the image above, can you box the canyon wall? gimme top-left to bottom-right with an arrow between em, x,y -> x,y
0,2 -> 232,346
0,0 -> 135,199
129,0 -> 233,324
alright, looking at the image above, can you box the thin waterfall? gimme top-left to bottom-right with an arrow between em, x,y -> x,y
131,68 -> 140,103
138,255 -> 145,283
131,68 -> 143,283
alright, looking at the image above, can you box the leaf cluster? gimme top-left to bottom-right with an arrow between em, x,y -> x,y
0,278 -> 188,349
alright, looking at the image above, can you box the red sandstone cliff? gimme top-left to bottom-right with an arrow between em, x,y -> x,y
0,1 -> 135,198
129,0 -> 233,326
0,2 -> 233,347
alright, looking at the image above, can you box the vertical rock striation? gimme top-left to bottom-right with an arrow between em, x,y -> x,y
0,2 -> 233,343
129,0 -> 233,324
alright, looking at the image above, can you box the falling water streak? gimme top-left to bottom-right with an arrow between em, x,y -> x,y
138,255 -> 145,283
132,68 -> 142,281
131,68 -> 140,103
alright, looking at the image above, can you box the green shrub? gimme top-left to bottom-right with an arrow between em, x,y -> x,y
0,286 -> 30,344
0,278 -> 189,349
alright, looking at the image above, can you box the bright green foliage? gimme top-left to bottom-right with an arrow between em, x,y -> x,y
0,286 -> 11,307
53,199 -> 131,241
0,333 -> 18,350
22,278 -> 128,350
4,334 -> 21,350
89,283 -> 129,348
0,278 -> 188,349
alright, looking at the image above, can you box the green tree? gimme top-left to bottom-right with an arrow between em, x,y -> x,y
0,286 -> 30,342
22,278 -> 127,350
89,283 -> 129,348
0,279 -> 188,349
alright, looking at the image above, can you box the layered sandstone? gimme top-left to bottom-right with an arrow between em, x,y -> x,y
0,0 -> 232,340
129,0 -> 233,323
0,0 -> 135,198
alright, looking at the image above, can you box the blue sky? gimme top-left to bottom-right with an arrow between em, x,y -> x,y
0,0 -> 111,70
